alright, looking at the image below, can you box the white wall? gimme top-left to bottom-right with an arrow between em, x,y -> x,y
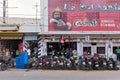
20,24 -> 41,33
40,0 -> 48,32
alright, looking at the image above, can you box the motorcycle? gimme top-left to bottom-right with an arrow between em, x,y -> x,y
70,56 -> 79,70
92,57 -> 100,70
80,58 -> 87,70
107,58 -> 114,70
64,59 -> 72,70
57,57 -> 65,70
86,57 -> 92,70
51,56 -> 58,70
113,61 -> 120,70
99,57 -> 107,70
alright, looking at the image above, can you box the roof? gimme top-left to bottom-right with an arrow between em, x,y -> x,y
0,17 -> 40,25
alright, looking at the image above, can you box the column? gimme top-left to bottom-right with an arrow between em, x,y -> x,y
91,45 -> 97,56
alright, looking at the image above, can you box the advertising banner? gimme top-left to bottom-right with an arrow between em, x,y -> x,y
48,0 -> 120,31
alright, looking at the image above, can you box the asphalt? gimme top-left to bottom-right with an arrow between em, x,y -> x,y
0,69 -> 120,80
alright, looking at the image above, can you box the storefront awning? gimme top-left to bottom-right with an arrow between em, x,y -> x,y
0,26 -> 19,30
0,33 -> 23,40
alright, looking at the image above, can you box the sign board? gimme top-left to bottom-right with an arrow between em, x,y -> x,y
47,0 -> 120,31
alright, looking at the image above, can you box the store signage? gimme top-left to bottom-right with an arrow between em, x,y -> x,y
74,19 -> 98,27
48,0 -> 120,31
24,35 -> 37,40
63,3 -> 120,11
0,37 -> 22,39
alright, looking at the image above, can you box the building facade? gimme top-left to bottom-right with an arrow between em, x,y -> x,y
39,0 -> 120,58
0,18 -> 40,56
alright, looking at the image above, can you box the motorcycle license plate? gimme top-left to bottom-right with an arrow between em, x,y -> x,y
0,62 -> 2,65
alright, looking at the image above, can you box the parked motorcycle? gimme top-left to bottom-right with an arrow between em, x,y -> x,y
57,57 -> 65,70
64,59 -> 72,70
86,57 -> 92,70
51,56 -> 58,70
113,61 -> 120,70
107,58 -> 114,70
92,57 -> 100,70
99,57 -> 107,70
70,56 -> 79,70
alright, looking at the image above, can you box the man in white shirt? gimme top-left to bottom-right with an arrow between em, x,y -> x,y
27,48 -> 31,58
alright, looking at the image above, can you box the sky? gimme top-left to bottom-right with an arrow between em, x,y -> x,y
0,0 -> 40,18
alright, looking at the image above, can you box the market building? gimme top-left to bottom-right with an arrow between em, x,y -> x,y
0,17 -> 40,57
39,0 -> 120,58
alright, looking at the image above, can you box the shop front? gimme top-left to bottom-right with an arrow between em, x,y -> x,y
40,0 -> 120,57
0,25 -> 23,58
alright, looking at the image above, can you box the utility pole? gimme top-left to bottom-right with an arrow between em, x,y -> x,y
1,0 -> 17,24
34,2 -> 38,24
3,0 -> 6,23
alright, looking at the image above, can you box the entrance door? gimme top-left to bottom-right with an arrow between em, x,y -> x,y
97,47 -> 105,54
83,47 -> 91,54
47,42 -> 77,56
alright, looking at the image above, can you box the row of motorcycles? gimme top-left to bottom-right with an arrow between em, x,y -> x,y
27,54 -> 120,70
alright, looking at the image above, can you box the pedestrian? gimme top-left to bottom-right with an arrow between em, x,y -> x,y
72,48 -> 77,56
115,47 -> 120,61
27,47 -> 31,58
83,50 -> 88,58
15,49 -> 19,57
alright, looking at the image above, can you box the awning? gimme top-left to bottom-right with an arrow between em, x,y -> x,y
0,25 -> 19,30
0,33 -> 23,40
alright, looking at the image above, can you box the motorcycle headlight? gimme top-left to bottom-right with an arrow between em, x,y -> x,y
39,63 -> 42,65
88,62 -> 92,65
117,65 -> 120,68
110,64 -> 113,67
95,64 -> 99,67
82,62 -> 86,65
53,61 -> 56,64
46,62 -> 49,64
67,63 -> 70,66
59,62 -> 63,65
103,62 -> 107,65
75,60 -> 78,63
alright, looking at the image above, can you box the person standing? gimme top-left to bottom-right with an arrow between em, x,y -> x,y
115,47 -> 120,61
83,50 -> 88,58
15,49 -> 19,57
27,48 -> 31,58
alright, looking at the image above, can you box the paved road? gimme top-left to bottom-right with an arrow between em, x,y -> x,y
0,69 -> 120,80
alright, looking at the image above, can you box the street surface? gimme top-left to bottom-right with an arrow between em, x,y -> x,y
0,69 -> 120,80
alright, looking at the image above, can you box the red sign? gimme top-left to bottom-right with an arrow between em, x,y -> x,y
48,0 -> 120,31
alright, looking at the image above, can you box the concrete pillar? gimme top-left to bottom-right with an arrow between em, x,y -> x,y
77,41 -> 83,57
105,41 -> 113,59
91,45 -> 97,56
